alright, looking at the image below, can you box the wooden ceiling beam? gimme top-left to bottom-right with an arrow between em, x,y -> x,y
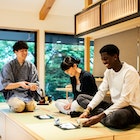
39,0 -> 55,20
85,0 -> 92,8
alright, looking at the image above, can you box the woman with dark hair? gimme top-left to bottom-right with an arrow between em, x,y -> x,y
55,56 -> 97,116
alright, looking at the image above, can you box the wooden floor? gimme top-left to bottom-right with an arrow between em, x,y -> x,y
0,102 -> 140,140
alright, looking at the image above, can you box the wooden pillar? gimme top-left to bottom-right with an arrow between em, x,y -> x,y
37,29 -> 45,90
85,0 -> 92,8
84,37 -> 90,72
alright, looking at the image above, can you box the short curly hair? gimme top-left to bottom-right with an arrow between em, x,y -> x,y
13,41 -> 28,52
99,44 -> 119,56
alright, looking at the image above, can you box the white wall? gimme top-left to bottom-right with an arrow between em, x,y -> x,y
93,28 -> 138,77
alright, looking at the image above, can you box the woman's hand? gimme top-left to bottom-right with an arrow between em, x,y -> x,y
64,103 -> 71,110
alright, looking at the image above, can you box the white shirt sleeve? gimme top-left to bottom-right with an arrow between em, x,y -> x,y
88,70 -> 109,109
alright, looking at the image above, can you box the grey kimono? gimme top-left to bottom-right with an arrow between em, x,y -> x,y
0,59 -> 41,101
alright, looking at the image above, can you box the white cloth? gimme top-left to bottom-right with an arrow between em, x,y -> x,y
88,62 -> 140,116
55,99 -> 84,114
76,84 -> 81,92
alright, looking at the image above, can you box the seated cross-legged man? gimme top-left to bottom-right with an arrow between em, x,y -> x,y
0,41 -> 41,113
78,44 -> 140,129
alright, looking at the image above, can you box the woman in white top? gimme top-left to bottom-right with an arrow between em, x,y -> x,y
55,56 -> 97,116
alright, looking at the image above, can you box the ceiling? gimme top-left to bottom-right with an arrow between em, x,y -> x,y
0,0 -> 85,35
0,0 -> 84,18
1,0 -> 139,40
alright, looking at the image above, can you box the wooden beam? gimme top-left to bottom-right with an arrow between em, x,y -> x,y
85,0 -> 92,9
39,0 -> 55,20
84,37 -> 90,72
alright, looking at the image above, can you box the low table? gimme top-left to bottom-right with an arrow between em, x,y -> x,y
0,102 -> 140,140
56,87 -> 72,99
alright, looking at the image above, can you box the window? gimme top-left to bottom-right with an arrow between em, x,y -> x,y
0,30 -> 37,70
45,33 -> 94,100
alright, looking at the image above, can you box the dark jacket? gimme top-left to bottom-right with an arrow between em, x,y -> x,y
70,70 -> 97,100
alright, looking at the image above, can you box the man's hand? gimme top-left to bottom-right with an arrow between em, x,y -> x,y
19,81 -> 30,89
28,83 -> 38,91
79,107 -> 91,118
5,81 -> 38,91
79,111 -> 89,118
82,112 -> 106,127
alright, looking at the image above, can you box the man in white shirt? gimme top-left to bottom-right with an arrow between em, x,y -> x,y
79,44 -> 140,129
